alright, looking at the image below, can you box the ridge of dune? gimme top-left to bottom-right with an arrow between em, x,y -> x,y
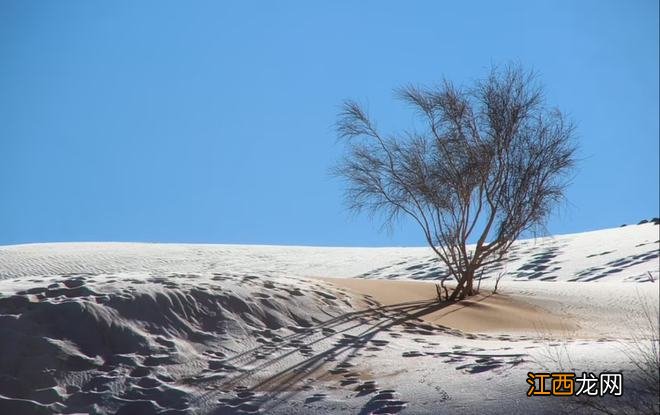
1,223 -> 657,282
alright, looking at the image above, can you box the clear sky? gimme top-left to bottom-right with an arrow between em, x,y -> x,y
1,0 -> 658,246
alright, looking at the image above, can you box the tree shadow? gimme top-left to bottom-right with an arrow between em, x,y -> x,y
205,297 -> 459,414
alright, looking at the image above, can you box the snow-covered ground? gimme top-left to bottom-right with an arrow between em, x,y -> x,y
0,223 -> 658,414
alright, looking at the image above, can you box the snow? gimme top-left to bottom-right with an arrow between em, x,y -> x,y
0,223 -> 657,414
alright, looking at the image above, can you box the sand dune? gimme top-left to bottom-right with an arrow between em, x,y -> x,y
316,278 -> 576,335
0,223 -> 657,414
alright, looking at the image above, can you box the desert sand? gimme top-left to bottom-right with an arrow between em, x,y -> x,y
0,223 -> 658,414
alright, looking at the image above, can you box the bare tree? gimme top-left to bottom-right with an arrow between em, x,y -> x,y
335,65 -> 577,300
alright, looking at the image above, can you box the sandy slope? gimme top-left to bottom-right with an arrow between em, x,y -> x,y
0,223 -> 657,414
316,278 -> 576,335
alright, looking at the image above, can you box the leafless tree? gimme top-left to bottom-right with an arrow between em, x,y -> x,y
335,65 -> 577,300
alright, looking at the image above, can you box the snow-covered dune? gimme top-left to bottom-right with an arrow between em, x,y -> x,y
2,222 -> 657,283
0,223 -> 657,414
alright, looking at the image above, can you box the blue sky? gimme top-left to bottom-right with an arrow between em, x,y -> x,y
1,0 -> 658,246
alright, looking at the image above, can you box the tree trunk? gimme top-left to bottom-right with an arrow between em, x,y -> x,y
448,278 -> 465,301
448,269 -> 475,301
463,272 -> 475,298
